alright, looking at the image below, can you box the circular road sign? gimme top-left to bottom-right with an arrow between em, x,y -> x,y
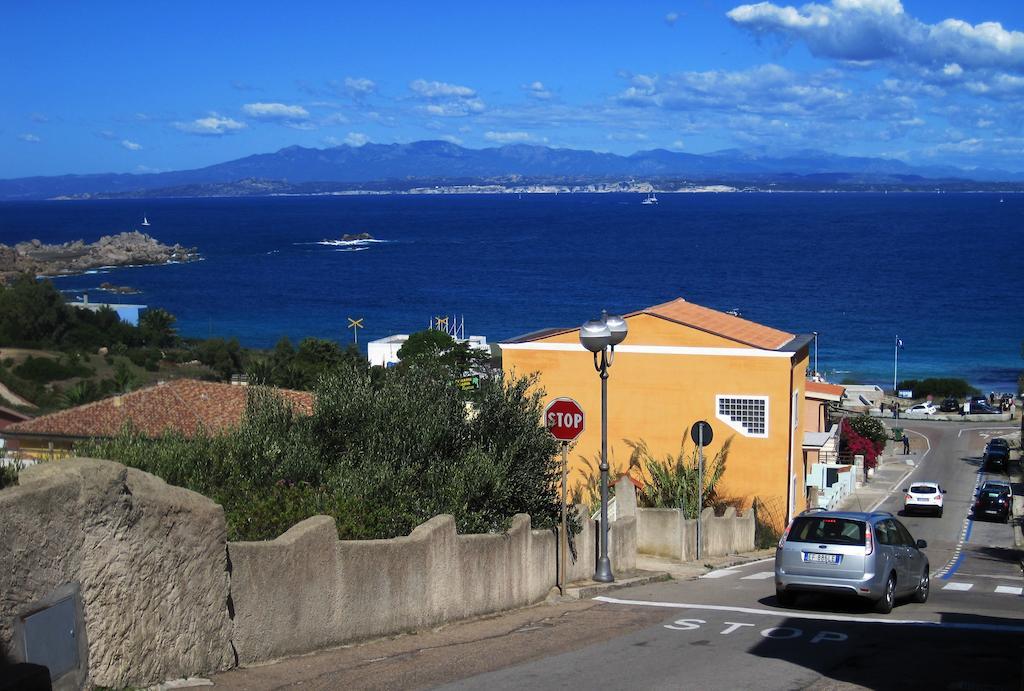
690,421 -> 714,446
545,398 -> 586,442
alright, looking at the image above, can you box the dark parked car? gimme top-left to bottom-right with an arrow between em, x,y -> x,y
984,446 -> 1009,471
970,399 -> 1001,414
974,487 -> 1011,523
986,438 -> 1010,453
939,397 -> 960,413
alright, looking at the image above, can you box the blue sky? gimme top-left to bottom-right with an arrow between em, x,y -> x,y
3,0 -> 1024,177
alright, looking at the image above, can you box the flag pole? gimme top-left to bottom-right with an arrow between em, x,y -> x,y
893,335 -> 899,394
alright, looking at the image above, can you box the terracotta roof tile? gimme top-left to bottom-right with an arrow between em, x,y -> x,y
642,298 -> 794,350
4,379 -> 313,440
805,381 -> 845,399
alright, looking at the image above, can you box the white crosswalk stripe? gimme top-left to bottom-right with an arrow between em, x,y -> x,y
697,568 -> 1021,595
700,569 -> 739,579
941,582 -> 973,591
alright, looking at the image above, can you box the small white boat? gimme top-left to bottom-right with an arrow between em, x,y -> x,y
141,216 -> 151,226
641,193 -> 658,205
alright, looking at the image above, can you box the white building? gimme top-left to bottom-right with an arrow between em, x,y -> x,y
367,333 -> 490,368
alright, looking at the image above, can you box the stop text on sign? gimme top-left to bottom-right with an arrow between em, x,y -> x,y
544,397 -> 586,442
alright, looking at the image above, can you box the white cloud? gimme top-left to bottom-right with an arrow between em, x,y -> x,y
484,131 -> 533,143
943,63 -> 963,77
665,12 -> 680,27
30,113 -> 49,123
423,99 -> 486,117
242,102 -> 310,121
344,77 -> 377,95
121,139 -> 142,151
18,133 -> 40,142
344,132 -> 369,146
441,134 -> 463,145
672,139 -> 685,149
174,115 -> 247,136
524,81 -> 553,100
410,79 -> 485,117
727,0 -> 1024,72
410,79 -> 476,98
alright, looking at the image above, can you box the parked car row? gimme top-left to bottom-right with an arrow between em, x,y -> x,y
902,396 -> 1005,415
984,437 -> 1011,472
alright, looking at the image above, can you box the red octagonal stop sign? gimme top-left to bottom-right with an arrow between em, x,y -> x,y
544,397 -> 585,442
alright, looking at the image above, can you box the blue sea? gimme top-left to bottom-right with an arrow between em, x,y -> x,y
0,193 -> 1020,391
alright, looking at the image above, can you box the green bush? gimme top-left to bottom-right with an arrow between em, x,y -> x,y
13,355 -> 92,383
845,414 -> 888,447
896,378 -> 978,398
626,433 -> 733,518
78,367 -> 569,541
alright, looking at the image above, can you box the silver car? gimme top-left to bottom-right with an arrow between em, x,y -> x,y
774,510 -> 929,613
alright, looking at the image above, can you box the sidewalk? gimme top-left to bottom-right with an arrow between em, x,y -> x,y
836,451 -> 917,514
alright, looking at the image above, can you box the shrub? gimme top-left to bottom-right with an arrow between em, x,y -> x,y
896,378 -> 978,398
627,433 -> 733,518
841,417 -> 885,470
13,355 -> 92,383
78,367 -> 569,541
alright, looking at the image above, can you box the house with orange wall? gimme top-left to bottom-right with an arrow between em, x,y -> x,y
500,298 -> 813,528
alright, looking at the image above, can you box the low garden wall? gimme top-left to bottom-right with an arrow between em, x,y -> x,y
635,506 -> 755,561
0,459 -> 638,682
229,508 -> 636,663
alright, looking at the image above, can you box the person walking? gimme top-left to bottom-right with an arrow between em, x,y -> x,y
895,402 -> 901,419
902,433 -> 910,454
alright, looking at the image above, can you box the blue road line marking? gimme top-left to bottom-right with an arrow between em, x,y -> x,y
940,471 -> 983,580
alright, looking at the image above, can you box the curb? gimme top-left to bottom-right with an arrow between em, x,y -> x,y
559,570 -> 672,600
1010,457 -> 1023,550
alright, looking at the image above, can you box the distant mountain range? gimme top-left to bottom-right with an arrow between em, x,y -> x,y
2,141 -> 1023,200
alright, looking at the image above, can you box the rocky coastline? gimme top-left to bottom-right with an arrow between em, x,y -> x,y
0,231 -> 199,285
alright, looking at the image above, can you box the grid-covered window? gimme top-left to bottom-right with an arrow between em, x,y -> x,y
716,395 -> 769,438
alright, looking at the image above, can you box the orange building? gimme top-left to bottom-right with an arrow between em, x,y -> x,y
500,298 -> 813,526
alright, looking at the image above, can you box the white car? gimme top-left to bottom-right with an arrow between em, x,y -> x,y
903,482 -> 945,516
905,402 -> 936,415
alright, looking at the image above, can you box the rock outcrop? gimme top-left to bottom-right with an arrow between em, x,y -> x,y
0,231 -> 199,285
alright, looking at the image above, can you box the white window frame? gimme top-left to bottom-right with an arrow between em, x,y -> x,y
715,394 -> 770,438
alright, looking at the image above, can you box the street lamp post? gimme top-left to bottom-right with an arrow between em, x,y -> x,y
812,331 -> 818,379
580,310 -> 628,583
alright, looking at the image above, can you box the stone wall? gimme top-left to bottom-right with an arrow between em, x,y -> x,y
636,506 -> 755,561
229,510 -> 636,664
0,459 -> 233,688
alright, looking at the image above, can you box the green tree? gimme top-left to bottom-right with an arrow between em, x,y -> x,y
138,308 -> 178,348
397,329 -> 490,374
196,338 -> 245,381
0,274 -> 70,347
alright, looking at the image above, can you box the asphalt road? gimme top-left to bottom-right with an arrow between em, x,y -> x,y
439,421 -> 1024,691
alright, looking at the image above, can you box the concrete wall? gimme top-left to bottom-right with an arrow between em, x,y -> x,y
0,459 -> 233,688
635,506 -> 755,561
229,509 -> 636,664
1,459 -> 638,678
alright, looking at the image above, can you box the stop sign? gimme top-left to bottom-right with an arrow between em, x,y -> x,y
544,397 -> 586,442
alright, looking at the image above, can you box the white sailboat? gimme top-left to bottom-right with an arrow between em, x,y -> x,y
141,216 -> 151,226
641,192 -> 658,205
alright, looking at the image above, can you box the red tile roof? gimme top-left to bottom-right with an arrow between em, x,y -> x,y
805,381 -> 845,401
3,379 -> 313,440
641,298 -> 795,350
